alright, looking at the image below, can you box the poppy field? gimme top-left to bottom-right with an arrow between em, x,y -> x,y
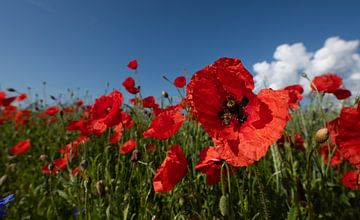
1,57 -> 360,219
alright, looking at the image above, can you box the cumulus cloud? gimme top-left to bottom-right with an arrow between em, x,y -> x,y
253,37 -> 360,96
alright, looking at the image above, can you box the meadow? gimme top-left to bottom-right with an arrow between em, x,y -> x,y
1,58 -> 359,219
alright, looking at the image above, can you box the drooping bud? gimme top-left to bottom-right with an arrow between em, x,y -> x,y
0,175 -> 8,186
219,194 -> 229,216
80,160 -> 88,171
162,91 -> 169,98
95,180 -> 106,197
315,128 -> 329,143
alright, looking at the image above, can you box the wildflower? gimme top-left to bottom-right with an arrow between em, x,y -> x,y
174,76 -> 186,88
0,194 -> 15,217
9,139 -> 30,155
142,96 -> 156,108
153,145 -> 187,192
319,144 -> 343,166
15,93 -> 27,102
195,147 -> 235,185
122,77 -> 140,94
341,170 -> 360,190
187,57 -> 290,167
45,106 -> 59,116
143,105 -> 185,140
119,139 -> 136,154
336,101 -> 360,169
311,73 -> 351,99
277,133 -> 304,150
282,84 -> 304,110
109,131 -> 122,143
127,59 -> 138,70
91,90 -> 123,129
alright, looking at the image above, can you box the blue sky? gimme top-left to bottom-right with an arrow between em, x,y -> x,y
1,0 -> 360,103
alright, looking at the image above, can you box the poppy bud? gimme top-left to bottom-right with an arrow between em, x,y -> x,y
178,197 -> 185,207
95,180 -> 106,197
7,163 -> 16,172
50,95 -> 57,100
6,88 -> 17,92
162,91 -> 169,98
301,72 -> 308,78
130,149 -> 140,162
151,216 -> 157,220
219,194 -> 229,216
39,154 -> 49,161
315,128 -> 329,143
80,160 -> 88,171
0,175 -> 7,186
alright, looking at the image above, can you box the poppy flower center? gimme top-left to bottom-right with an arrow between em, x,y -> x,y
218,96 -> 249,126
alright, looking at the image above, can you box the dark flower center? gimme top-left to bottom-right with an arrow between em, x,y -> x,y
218,96 -> 249,126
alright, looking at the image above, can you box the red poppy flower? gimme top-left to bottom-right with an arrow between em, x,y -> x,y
119,111 -> 134,129
336,101 -> 360,169
127,59 -> 138,70
0,91 -> 5,99
143,106 -> 185,140
277,133 -> 305,150
45,106 -> 59,116
0,96 -> 16,107
16,93 -> 27,102
195,147 -> 234,185
76,100 -> 84,106
153,145 -> 187,192
129,97 -> 141,105
122,77 -> 140,94
174,76 -> 187,88
119,139 -> 136,154
90,90 -> 123,136
109,131 -> 122,143
282,84 -> 304,110
59,136 -> 88,160
341,170 -> 360,190
146,143 -> 156,152
187,58 -> 290,167
42,158 -> 68,174
72,165 -> 80,176
327,118 -> 339,144
333,88 -> 352,100
9,139 -> 31,155
311,73 -> 351,100
142,96 -> 156,108
319,144 -> 343,166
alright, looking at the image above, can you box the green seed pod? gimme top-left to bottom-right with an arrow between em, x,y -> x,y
219,194 -> 229,216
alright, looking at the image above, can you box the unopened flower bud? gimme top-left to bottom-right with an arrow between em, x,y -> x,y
315,128 -> 329,143
95,180 -> 106,197
80,160 -> 88,171
219,194 -> 229,216
39,154 -> 49,161
0,175 -> 7,186
162,91 -> 169,98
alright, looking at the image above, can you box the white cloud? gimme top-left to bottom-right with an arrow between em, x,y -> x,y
253,37 -> 360,96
